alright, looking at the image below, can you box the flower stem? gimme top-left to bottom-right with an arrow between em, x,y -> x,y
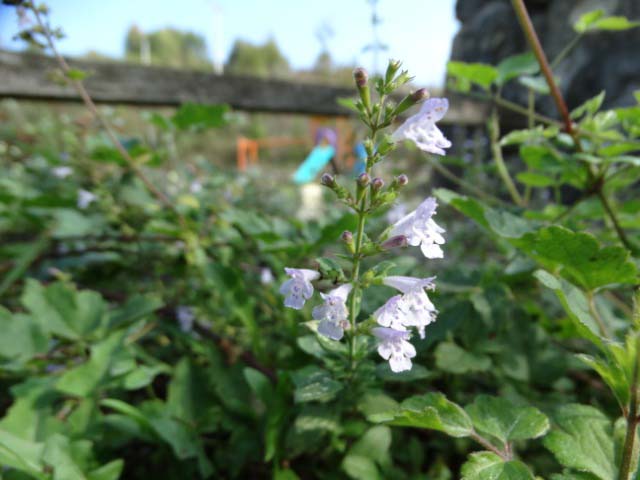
511,0 -> 574,136
489,109 -> 524,207
30,6 -> 182,223
619,332 -> 640,480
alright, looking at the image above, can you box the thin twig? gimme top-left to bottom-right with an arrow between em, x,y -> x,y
511,0 -> 573,135
30,7 -> 182,221
470,431 -> 509,460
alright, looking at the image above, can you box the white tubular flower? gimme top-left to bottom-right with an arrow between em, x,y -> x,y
383,276 -> 437,339
260,267 -> 274,285
52,166 -> 72,178
373,294 -> 406,330
279,268 -> 320,310
389,196 -> 446,259
391,97 -> 452,155
372,327 -> 416,373
313,283 -> 352,341
77,189 -> 97,209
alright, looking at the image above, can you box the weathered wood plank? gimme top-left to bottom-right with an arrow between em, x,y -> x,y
0,50 -> 488,124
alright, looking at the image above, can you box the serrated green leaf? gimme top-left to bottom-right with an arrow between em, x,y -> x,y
496,53 -> 539,85
571,92 -> 605,120
291,366 -> 342,403
461,451 -> 535,480
534,270 -> 603,346
518,226 -> 637,290
447,61 -> 498,91
371,392 -> 474,438
465,395 -> 550,444
543,404 -> 617,480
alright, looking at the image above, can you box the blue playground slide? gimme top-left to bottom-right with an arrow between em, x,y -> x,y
292,145 -> 335,184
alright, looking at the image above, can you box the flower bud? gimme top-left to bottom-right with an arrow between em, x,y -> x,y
381,235 -> 408,250
357,172 -> 370,187
321,173 -> 335,188
385,59 -> 402,84
371,177 -> 384,192
353,67 -> 368,87
341,230 -> 353,243
392,88 -> 430,117
396,174 -> 408,187
353,67 -> 371,113
410,88 -> 430,103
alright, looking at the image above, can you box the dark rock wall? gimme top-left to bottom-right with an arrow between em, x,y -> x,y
451,0 -> 640,109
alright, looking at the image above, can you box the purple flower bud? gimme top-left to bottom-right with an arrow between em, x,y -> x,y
353,67 -> 368,87
371,177 -> 384,191
381,235 -> 408,250
396,174 -> 409,187
410,88 -> 430,103
341,230 -> 354,243
321,173 -> 335,187
357,172 -> 371,187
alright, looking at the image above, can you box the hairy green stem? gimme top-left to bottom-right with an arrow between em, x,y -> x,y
587,292 -> 611,339
550,33 -> 584,69
489,109 -> 524,207
619,333 -> 640,480
597,189 -> 639,254
471,431 -> 510,460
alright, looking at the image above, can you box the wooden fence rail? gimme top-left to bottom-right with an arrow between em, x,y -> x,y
0,50 -> 488,125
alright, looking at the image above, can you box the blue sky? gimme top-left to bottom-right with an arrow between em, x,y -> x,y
0,0 -> 459,86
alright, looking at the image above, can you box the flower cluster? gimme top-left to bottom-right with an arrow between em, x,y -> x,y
278,62 -> 450,374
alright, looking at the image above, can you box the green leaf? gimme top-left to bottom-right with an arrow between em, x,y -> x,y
108,294 -> 162,328
465,395 -> 550,444
447,61 -> 498,91
461,451 -> 535,480
577,12 -> 640,32
543,404 -> 617,480
171,103 -> 228,130
370,392 -> 474,438
518,75 -> 550,94
66,68 -> 88,81
518,226 -> 637,290
574,10 -> 605,33
22,280 -> 108,340
571,92 -> 605,120
291,366 -> 342,403
315,257 -> 346,283
57,331 -> 125,396
0,236 -> 49,297
534,270 -> 604,347
87,459 -> 124,480
0,307 -> 48,362
496,52 -> 539,85
342,454 -> 380,480
435,342 -> 492,374
350,426 -> 392,466
0,428 -> 46,479
516,171 -> 557,187
578,333 -> 639,408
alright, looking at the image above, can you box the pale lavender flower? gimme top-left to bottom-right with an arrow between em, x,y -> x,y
372,327 -> 416,373
386,203 -> 407,225
389,197 -> 445,259
391,97 -> 452,155
313,284 -> 352,341
279,268 -> 320,310
52,166 -> 72,178
384,275 -> 437,339
77,189 -> 96,209
260,267 -> 274,285
176,306 -> 195,332
374,295 -> 407,331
